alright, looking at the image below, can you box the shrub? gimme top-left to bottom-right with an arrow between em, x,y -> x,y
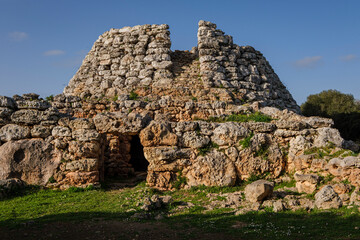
45,95 -> 54,102
301,90 -> 360,142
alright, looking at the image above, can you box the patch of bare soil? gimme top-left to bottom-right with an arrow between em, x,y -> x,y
0,219 -> 239,240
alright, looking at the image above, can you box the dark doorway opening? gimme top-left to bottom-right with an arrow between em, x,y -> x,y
129,135 -> 149,172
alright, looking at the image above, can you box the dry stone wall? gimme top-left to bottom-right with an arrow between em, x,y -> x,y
0,94 -> 103,188
63,21 -> 300,113
64,24 -> 173,99
197,21 -> 299,112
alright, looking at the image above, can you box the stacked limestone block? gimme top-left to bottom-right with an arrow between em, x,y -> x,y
140,108 -> 358,189
197,21 -> 300,113
0,94 -> 103,188
51,117 -> 103,188
64,24 -> 173,99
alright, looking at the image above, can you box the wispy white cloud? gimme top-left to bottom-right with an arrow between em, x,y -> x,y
340,54 -> 357,62
294,56 -> 323,68
43,50 -> 65,56
52,49 -> 88,68
8,31 -> 28,41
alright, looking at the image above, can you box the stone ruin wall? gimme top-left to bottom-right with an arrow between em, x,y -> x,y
0,94 -> 103,188
64,24 -> 173,99
3,92 -> 360,190
63,21 -> 300,114
197,21 -> 299,112
1,21 -> 360,192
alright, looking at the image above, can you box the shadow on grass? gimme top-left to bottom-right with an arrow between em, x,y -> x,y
1,208 -> 360,240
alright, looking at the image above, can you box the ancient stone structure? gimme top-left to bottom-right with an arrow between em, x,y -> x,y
0,20 -> 359,206
64,20 -> 300,115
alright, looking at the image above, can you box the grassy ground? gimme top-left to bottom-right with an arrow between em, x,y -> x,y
1,183 -> 360,240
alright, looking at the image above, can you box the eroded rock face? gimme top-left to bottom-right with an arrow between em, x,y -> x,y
184,150 -> 237,187
0,178 -> 25,199
140,121 -> 178,147
0,139 -> 61,185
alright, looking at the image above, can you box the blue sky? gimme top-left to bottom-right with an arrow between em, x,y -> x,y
0,0 -> 359,104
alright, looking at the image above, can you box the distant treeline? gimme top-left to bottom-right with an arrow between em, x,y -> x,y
301,90 -> 360,143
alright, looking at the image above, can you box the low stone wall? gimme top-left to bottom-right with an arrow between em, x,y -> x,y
0,94 -> 103,188
1,93 -> 359,191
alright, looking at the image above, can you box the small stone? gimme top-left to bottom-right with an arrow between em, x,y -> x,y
273,200 -> 285,212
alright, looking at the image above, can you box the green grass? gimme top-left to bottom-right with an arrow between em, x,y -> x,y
239,132 -> 254,148
172,171 -> 187,190
129,90 -> 139,100
254,143 -> 269,160
304,145 -> 358,159
198,142 -> 219,156
274,179 -> 296,190
206,112 -> 272,123
0,183 -> 360,239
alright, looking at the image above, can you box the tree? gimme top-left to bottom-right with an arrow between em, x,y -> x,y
301,90 -> 360,142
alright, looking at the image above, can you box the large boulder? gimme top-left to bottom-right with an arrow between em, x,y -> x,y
211,122 -> 249,146
0,139 -> 61,185
244,180 -> 274,203
140,121 -> 178,147
315,185 -> 342,209
184,150 -> 236,187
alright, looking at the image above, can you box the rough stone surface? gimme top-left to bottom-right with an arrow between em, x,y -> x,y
244,180 -> 274,203
294,172 -> 319,194
0,139 -> 61,185
0,124 -> 30,142
315,185 -> 342,209
0,178 -> 25,199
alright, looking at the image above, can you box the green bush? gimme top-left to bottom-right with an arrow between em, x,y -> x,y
301,90 -> 360,142
45,95 -> 54,102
